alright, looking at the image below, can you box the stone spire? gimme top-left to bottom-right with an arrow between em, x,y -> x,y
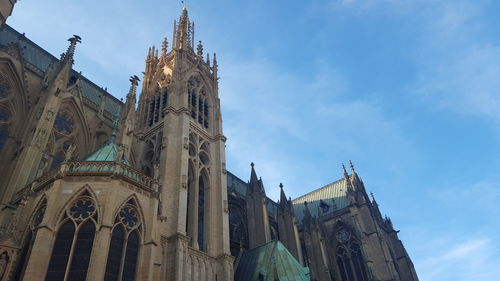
173,7 -> 194,50
197,40 -> 203,58
279,183 -> 288,207
246,162 -> 271,248
44,35 -> 82,94
117,76 -> 139,160
161,37 -> 168,57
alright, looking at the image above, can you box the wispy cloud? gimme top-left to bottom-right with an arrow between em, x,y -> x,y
414,1 -> 500,121
416,236 -> 500,281
219,53 -> 418,200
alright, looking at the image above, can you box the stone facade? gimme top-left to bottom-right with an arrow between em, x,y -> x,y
0,6 -> 419,281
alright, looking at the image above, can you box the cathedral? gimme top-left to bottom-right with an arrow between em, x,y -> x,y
0,4 -> 419,281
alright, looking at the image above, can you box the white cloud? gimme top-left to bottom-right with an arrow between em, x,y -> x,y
219,53 -> 418,200
414,1 -> 500,121
416,236 -> 500,281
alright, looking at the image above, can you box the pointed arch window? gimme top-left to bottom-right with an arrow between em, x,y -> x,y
45,194 -> 97,281
334,228 -> 369,281
104,200 -> 142,281
187,76 -> 209,129
0,106 -> 11,152
0,73 -> 14,153
198,173 -> 206,251
13,201 -> 47,281
228,204 -> 249,257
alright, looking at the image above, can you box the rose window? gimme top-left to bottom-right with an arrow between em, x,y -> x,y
336,229 -> 351,243
54,113 -> 74,135
119,206 -> 139,228
69,198 -> 96,220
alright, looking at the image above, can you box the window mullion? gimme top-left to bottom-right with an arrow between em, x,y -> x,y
62,220 -> 78,281
118,228 -> 130,281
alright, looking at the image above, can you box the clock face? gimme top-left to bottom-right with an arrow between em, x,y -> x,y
336,229 -> 351,243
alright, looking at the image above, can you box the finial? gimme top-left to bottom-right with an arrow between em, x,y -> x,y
370,192 -> 375,202
342,163 -> 349,177
197,40 -> 203,57
162,37 -> 168,55
129,75 -> 140,86
127,75 -> 140,98
62,35 -> 82,62
111,118 -> 119,141
279,183 -> 283,189
250,162 -> 254,168
349,160 -> 355,172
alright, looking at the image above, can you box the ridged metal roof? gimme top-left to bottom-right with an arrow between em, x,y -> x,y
292,177 -> 350,224
0,25 -> 123,117
234,240 -> 310,281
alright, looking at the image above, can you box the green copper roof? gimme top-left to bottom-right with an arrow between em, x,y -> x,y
83,139 -> 130,165
234,240 -> 309,281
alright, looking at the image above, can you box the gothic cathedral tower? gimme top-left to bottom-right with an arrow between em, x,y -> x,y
133,8 -> 233,280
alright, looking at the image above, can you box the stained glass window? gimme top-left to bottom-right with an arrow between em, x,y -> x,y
122,230 -> 140,281
45,221 -> 75,281
104,202 -> 141,281
335,229 -> 369,281
198,175 -> 206,251
69,198 -> 96,220
50,152 -> 64,169
104,226 -> 125,281
119,206 -> 139,228
45,196 -> 97,281
54,113 -> 73,135
66,221 -> 96,280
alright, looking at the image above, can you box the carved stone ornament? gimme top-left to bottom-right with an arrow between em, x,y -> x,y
336,229 -> 351,243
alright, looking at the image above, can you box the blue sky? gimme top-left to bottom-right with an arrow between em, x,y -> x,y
8,0 -> 500,280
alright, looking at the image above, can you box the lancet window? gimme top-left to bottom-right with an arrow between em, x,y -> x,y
228,204 -> 249,257
48,110 -> 79,170
186,132 -> 210,251
148,88 -> 168,126
104,199 -> 142,281
45,193 -> 97,281
0,74 -> 12,152
334,228 -> 369,281
13,200 -> 47,280
187,76 -> 209,129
